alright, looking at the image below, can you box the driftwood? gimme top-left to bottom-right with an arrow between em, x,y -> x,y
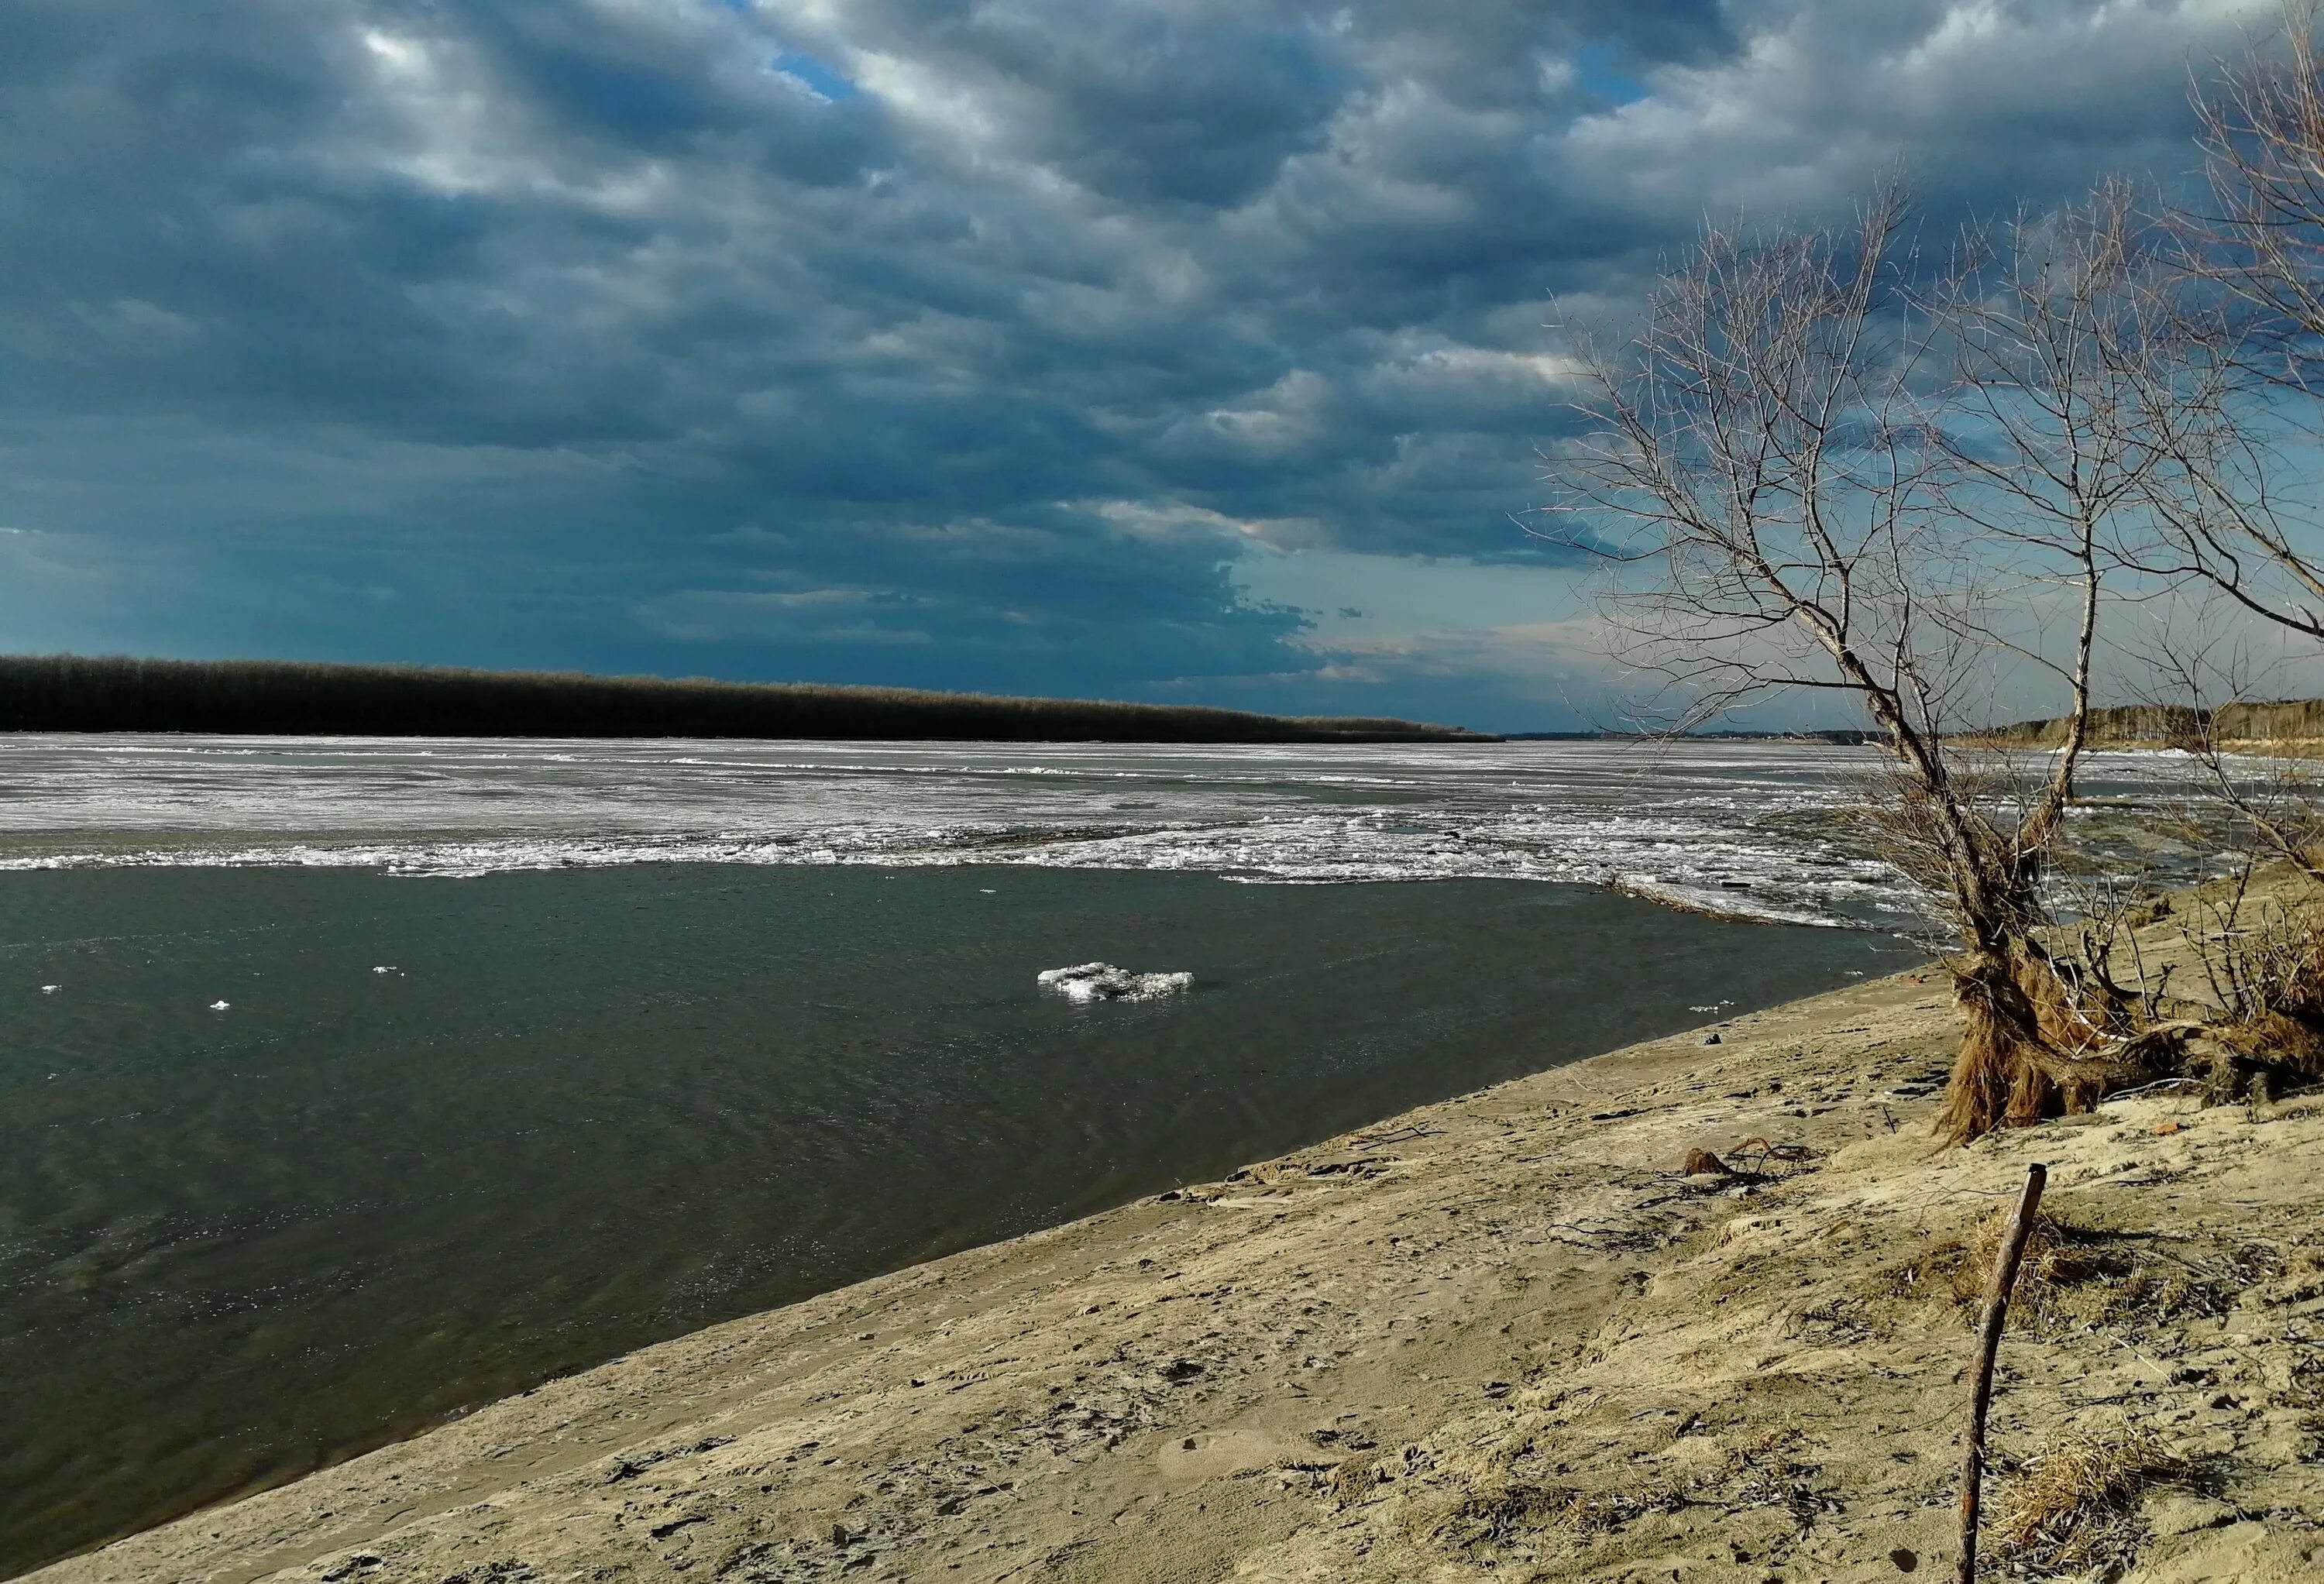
1956,1163 -> 2049,1584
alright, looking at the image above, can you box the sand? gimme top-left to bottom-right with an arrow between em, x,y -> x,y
27,965 -> 2324,1584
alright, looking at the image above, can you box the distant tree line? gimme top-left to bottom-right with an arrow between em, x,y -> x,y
0,655 -> 1488,744
1978,699 -> 2324,748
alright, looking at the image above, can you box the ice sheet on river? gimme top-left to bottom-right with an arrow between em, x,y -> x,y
0,735 -> 2232,931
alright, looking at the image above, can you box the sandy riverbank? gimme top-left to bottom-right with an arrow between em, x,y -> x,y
29,964 -> 2324,1584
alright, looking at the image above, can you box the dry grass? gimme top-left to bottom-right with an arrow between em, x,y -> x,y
1992,1430 -> 2188,1575
1380,1428 -> 1700,1557
1968,1211 -> 2106,1301
1381,1421 -> 1828,1562
1882,1208 -> 2127,1327
1397,1477 -> 1684,1551
1875,1205 -> 2271,1337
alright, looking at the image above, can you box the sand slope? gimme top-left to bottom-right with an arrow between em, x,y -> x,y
29,970 -> 2324,1583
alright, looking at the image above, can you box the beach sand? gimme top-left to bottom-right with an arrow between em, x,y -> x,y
28,964 -> 2324,1583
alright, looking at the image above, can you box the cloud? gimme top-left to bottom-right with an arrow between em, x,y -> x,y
0,0 -> 2284,727
1558,0 -> 2260,222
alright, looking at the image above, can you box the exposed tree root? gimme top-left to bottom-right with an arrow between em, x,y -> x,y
1937,936 -> 2324,1146
1939,946 -> 2139,1144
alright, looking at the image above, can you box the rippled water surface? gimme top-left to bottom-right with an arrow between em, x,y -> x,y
0,735 -> 2208,1574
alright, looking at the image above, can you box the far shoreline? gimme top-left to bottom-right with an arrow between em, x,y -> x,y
0,655 -> 1496,744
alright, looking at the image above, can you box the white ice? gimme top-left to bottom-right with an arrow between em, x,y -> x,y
0,736 -> 2225,932
1037,963 -> 1195,1003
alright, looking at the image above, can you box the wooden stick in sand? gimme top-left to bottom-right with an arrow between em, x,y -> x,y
1954,1161 -> 2047,1584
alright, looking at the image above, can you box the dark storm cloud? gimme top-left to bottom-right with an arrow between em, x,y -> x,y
0,0 -> 2277,718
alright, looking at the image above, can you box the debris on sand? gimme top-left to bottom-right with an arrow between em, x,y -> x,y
1993,1431 -> 2188,1573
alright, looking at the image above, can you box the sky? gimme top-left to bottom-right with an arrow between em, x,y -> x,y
0,0 -> 2293,730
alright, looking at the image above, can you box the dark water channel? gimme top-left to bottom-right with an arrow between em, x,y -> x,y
0,864 -> 1915,1575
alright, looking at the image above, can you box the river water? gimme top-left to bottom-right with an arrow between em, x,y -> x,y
0,735 -> 2209,1573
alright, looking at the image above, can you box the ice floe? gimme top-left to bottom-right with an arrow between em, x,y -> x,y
1037,963 -> 1195,1003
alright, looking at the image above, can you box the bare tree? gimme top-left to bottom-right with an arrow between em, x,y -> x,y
2150,1 -> 2324,637
2137,597 -> 2324,893
1540,181 -> 2192,1142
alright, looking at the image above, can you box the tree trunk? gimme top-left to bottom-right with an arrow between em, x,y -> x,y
1937,938 -> 2128,1145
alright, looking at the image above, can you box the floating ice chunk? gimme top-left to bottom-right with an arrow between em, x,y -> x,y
1037,962 -> 1194,1004
209,1000 -> 230,1011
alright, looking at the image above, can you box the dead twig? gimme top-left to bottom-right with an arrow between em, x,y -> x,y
1957,1161 -> 2048,1584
